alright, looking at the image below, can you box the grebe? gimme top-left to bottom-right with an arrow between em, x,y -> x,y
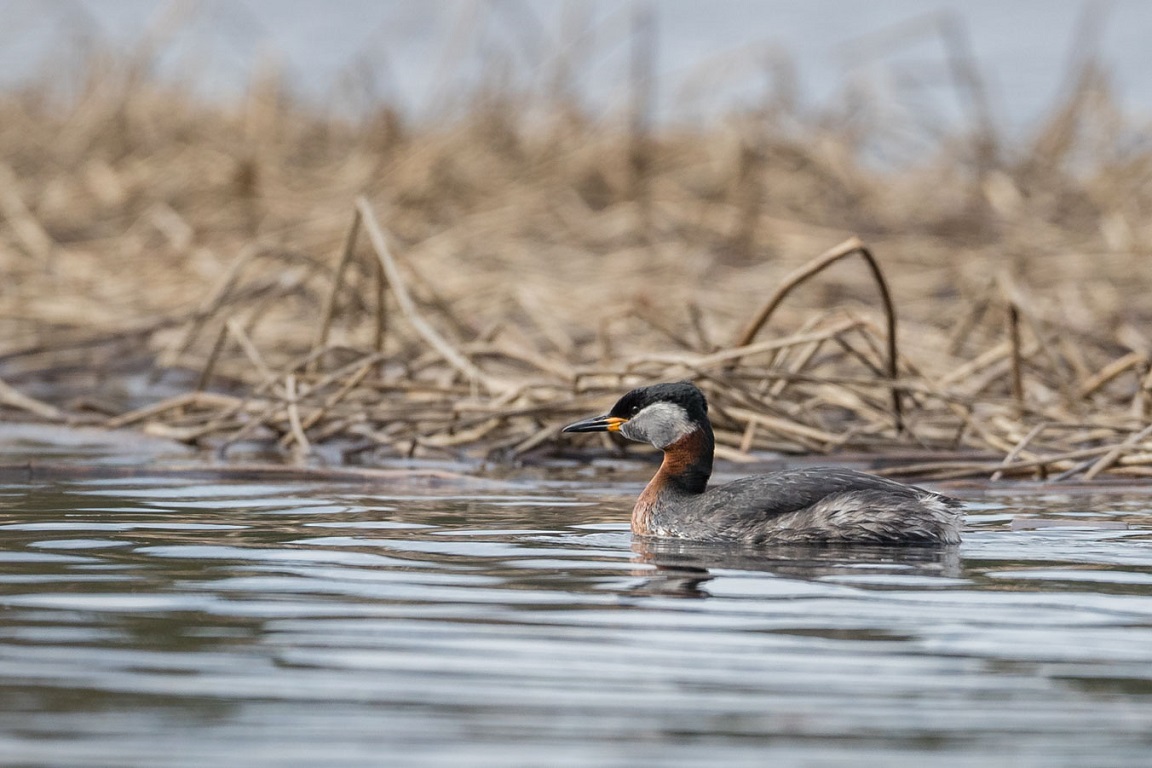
562,382 -> 963,545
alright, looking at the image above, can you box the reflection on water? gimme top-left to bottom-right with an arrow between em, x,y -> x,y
633,536 -> 965,598
0,476 -> 1151,766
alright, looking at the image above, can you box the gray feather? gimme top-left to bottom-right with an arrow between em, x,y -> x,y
647,467 -> 963,546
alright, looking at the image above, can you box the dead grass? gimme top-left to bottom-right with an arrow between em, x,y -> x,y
4,18 -> 1152,482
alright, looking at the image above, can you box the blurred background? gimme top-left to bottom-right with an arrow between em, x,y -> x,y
4,0 -> 1151,134
3,0 -> 1152,466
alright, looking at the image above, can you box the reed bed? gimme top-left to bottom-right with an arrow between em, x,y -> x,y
3,23 -> 1152,482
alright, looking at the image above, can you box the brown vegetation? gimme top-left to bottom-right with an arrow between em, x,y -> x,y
3,20 -> 1152,482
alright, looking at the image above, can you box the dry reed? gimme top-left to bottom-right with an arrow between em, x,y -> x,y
3,13 -> 1152,483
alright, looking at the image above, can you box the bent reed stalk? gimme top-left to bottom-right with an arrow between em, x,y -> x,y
2,26 -> 1152,483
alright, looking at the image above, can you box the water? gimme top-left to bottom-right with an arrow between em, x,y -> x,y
1,468 -> 1151,767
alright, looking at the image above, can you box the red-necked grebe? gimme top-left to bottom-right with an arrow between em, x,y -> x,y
562,382 -> 963,545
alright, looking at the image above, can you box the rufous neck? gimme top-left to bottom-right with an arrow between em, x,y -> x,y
653,425 -> 714,496
632,425 -> 713,535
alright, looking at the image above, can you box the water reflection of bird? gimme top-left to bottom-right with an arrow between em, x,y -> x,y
632,536 -> 963,586
563,382 -> 963,546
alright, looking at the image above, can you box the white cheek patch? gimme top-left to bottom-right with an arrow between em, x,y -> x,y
623,402 -> 695,448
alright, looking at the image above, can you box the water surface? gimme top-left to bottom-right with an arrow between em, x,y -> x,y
1,471 -> 1151,767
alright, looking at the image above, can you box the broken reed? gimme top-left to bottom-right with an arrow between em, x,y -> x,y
3,32 -> 1152,482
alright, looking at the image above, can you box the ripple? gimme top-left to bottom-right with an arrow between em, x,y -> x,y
29,539 -> 134,550
0,476 -> 1149,767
